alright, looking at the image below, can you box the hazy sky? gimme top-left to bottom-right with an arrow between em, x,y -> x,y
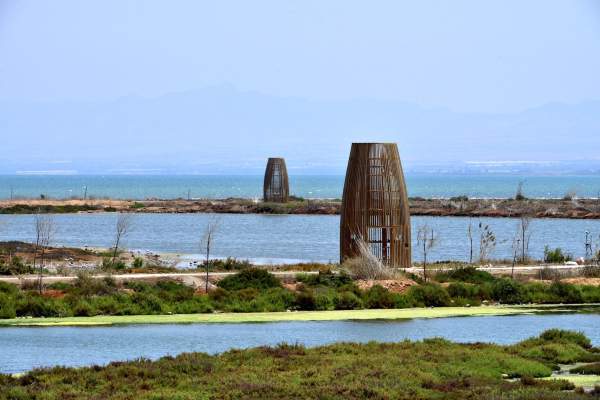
1,0 -> 599,112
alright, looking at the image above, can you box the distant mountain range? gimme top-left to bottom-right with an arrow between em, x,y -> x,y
1,86 -> 599,174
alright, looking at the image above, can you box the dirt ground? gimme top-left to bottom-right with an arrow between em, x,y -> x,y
355,278 -> 418,293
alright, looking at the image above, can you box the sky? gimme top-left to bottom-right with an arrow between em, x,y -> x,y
1,0 -> 600,113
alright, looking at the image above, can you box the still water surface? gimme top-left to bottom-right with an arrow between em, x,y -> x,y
1,313 -> 599,374
1,213 -> 599,263
2,174 -> 600,199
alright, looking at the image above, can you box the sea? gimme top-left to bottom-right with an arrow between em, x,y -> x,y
1,174 -> 600,200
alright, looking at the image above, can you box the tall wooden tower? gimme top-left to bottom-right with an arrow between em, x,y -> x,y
340,143 -> 411,267
263,157 -> 289,203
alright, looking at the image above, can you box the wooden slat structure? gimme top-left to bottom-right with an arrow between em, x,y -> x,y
263,157 -> 289,203
340,143 -> 411,267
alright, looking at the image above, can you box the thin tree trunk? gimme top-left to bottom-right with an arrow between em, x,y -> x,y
205,237 -> 210,292
112,237 -> 121,265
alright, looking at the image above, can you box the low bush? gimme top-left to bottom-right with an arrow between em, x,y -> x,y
296,271 -> 353,288
0,256 -> 31,275
435,266 -> 496,284
363,285 -> 397,309
549,282 -> 583,303
0,293 -> 16,318
217,268 -> 281,291
209,258 -> 252,271
294,291 -> 317,311
408,284 -> 451,307
543,246 -> 572,263
491,278 -> 524,304
334,291 -> 363,310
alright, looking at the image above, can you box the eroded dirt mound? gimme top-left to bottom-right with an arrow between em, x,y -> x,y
356,278 -> 418,293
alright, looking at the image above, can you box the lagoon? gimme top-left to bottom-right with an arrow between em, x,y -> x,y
1,213 -> 599,263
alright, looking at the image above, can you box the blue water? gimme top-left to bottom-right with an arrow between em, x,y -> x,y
2,174 -> 600,199
1,213 -> 599,263
1,313 -> 599,373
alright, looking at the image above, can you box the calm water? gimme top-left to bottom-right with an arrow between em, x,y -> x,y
0,213 -> 599,263
2,174 -> 600,199
1,313 -> 599,374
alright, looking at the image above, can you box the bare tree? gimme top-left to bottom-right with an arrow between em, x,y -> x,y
111,213 -> 133,266
467,218 -> 474,264
511,235 -> 521,279
517,214 -> 532,263
478,223 -> 496,262
417,224 -> 438,282
32,212 -> 56,293
200,216 -> 221,292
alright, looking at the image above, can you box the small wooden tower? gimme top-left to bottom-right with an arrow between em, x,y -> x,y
263,157 -> 289,202
340,143 -> 411,267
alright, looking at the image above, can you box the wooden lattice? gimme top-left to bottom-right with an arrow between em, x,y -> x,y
263,157 -> 289,203
340,143 -> 411,267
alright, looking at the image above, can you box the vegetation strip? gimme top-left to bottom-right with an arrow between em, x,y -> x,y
2,196 -> 600,219
2,329 -> 600,399
0,305 -> 541,326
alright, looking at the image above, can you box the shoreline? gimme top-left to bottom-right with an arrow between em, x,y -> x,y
1,197 -> 600,219
0,305 -> 583,327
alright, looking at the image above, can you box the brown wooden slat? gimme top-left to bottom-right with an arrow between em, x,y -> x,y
340,143 -> 412,267
263,158 -> 289,203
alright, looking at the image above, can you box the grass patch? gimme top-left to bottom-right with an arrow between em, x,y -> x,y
570,362 -> 600,375
0,330 -> 597,399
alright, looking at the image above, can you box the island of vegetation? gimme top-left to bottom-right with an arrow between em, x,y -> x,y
2,329 -> 600,398
2,195 -> 600,219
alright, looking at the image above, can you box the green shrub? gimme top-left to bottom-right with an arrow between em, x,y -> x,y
491,278 -> 523,303
294,291 -> 316,310
549,282 -> 583,303
0,282 -> 18,296
539,329 -> 592,349
73,300 -> 95,317
172,296 -> 214,314
543,246 -> 572,263
256,288 -> 295,311
314,293 -> 334,310
435,267 -> 495,284
447,282 -> 479,299
208,258 -> 252,271
296,271 -> 353,288
334,291 -> 363,310
0,293 -> 16,318
47,282 -> 71,291
363,285 -> 396,309
132,257 -> 144,268
217,268 -> 281,291
0,256 -> 30,275
73,274 -> 117,297
408,284 -> 451,307
132,293 -> 164,313
15,295 -> 66,318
